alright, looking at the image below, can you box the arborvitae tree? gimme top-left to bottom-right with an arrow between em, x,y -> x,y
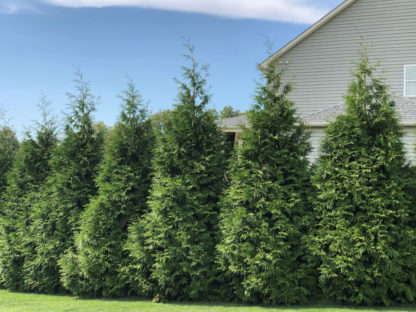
59,81 -> 154,297
0,97 -> 57,291
126,44 -> 227,301
0,109 -> 19,193
25,73 -> 104,293
216,58 -> 315,305
311,49 -> 416,305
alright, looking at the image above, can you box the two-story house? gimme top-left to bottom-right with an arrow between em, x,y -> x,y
218,0 -> 416,163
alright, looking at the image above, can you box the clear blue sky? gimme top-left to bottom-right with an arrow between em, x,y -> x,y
0,0 -> 343,137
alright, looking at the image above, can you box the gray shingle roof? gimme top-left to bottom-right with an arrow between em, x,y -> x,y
302,104 -> 344,126
303,97 -> 416,126
217,97 -> 416,129
216,115 -> 248,128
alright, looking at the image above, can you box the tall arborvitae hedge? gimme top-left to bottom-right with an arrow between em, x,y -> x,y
311,49 -> 416,305
59,81 -> 154,297
126,45 -> 227,301
217,59 -> 315,305
25,74 -> 104,293
0,98 -> 57,291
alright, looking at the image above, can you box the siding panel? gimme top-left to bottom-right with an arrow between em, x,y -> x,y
307,126 -> 416,164
403,127 -> 416,164
308,127 -> 326,162
279,0 -> 416,117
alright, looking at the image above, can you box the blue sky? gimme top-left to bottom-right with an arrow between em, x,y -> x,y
0,0 -> 343,137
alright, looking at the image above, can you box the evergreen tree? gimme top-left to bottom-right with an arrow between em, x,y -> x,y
126,44 -> 227,301
59,80 -> 154,297
0,96 -> 57,291
219,105 -> 242,119
25,73 -> 104,293
216,58 -> 315,305
0,107 -> 19,193
311,49 -> 416,305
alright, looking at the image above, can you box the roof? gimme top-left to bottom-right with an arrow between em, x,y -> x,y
216,115 -> 248,129
302,104 -> 344,126
217,97 -> 416,129
303,97 -> 416,126
260,0 -> 357,69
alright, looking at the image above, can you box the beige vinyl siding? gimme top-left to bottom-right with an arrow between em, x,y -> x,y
308,127 -> 326,162
279,0 -> 416,118
403,126 -> 416,164
307,126 -> 416,164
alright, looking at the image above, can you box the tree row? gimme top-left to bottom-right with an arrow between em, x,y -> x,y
0,46 -> 415,306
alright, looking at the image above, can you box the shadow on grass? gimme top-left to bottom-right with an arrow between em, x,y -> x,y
74,296 -> 416,311
159,302 -> 416,311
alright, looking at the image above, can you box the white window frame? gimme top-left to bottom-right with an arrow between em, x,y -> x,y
404,65 -> 416,97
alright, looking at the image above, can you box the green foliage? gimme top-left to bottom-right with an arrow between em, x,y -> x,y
311,49 -> 416,305
25,73 -> 104,293
94,121 -> 110,140
0,126 -> 19,194
150,109 -> 173,135
219,106 -> 242,119
0,97 -> 57,291
1,44 -> 416,307
126,44 -> 227,301
59,80 -> 154,297
217,59 -> 315,305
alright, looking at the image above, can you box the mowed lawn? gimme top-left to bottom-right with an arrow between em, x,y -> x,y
1,290 -> 416,312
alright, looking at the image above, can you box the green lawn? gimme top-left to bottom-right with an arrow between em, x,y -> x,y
1,290 -> 416,312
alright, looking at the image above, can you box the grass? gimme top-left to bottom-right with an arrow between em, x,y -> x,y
1,290 -> 416,312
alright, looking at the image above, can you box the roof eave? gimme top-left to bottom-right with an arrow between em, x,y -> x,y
305,122 -> 416,127
306,123 -> 329,127
258,0 -> 358,70
218,122 -> 416,129
221,126 -> 244,132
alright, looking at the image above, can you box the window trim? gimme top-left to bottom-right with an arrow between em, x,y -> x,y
404,65 -> 416,97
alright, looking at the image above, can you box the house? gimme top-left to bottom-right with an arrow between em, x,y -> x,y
218,0 -> 416,163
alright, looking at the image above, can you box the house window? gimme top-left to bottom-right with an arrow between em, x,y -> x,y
405,65 -> 416,97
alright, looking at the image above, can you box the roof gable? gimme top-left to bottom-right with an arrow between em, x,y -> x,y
260,0 -> 357,69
